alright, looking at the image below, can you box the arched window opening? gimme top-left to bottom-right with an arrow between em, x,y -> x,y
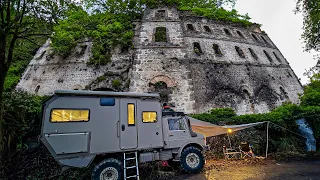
204,26 -> 211,32
193,42 -> 203,55
248,48 -> 258,60
261,36 -> 269,44
187,24 -> 195,31
237,31 -> 245,38
263,50 -> 273,63
213,44 -> 222,56
224,28 -> 232,36
235,46 -> 245,58
35,85 -> 40,93
156,10 -> 166,19
252,34 -> 259,41
273,52 -> 282,63
155,27 -> 167,42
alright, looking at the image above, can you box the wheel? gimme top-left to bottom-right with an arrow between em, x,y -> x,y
180,147 -> 205,173
92,158 -> 122,180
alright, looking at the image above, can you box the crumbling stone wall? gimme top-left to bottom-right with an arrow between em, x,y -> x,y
16,39 -> 132,95
17,6 -> 303,114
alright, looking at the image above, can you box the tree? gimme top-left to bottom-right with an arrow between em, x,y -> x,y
300,73 -> 320,106
0,0 -> 74,160
296,0 -> 320,52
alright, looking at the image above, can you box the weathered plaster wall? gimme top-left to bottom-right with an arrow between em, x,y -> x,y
17,6 -> 303,115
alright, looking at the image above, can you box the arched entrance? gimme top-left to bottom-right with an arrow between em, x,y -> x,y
149,75 -> 175,103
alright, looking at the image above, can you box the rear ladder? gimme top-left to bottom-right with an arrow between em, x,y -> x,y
123,152 -> 140,180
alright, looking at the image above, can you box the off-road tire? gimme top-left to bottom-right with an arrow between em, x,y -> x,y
92,158 -> 122,180
180,147 -> 204,173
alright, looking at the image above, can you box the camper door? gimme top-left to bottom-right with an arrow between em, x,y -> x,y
120,99 -> 138,150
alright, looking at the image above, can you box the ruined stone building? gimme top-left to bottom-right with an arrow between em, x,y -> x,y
16,7 -> 303,114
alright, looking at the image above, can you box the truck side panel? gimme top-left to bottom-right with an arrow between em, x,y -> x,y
43,96 -> 121,155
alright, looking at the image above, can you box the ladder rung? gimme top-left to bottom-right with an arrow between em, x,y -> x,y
125,157 -> 136,160
125,152 -> 137,154
126,166 -> 136,169
126,175 -> 138,179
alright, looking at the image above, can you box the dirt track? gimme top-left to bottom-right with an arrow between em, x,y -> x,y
175,160 -> 320,180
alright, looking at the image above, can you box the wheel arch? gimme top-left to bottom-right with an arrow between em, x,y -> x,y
178,143 -> 204,158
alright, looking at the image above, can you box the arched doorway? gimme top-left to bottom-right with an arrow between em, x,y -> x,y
149,75 -> 175,103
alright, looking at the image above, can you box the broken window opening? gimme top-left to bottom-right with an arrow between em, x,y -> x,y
263,50 -> 273,63
252,34 -> 259,41
273,52 -> 282,63
35,85 -> 40,93
193,42 -> 203,55
187,24 -> 195,31
213,44 -> 223,56
248,48 -> 258,60
155,10 -> 166,19
237,31 -> 245,38
224,28 -> 232,36
155,27 -> 167,42
204,26 -> 211,33
235,46 -> 245,58
261,36 -> 269,44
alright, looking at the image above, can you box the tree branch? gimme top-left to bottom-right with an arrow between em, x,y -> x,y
5,34 -> 17,70
0,0 -> 4,25
6,0 -> 10,24
18,36 -> 41,46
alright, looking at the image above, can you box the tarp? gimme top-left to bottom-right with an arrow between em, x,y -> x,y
188,116 -> 266,137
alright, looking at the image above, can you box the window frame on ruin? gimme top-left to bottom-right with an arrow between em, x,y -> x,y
273,52 -> 282,63
154,27 -> 168,42
204,25 -> 211,33
251,33 -> 259,41
263,50 -> 273,63
193,42 -> 203,55
224,28 -> 232,36
213,44 -> 223,56
235,46 -> 245,58
187,24 -> 195,31
155,9 -> 166,19
248,48 -> 258,60
261,36 -> 269,44
237,30 -> 245,38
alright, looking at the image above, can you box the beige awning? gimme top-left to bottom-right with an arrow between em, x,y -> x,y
188,116 -> 266,137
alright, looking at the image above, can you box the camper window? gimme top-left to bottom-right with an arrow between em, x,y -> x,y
142,112 -> 157,123
168,118 -> 186,131
50,109 -> 89,122
128,104 -> 135,126
100,98 -> 115,106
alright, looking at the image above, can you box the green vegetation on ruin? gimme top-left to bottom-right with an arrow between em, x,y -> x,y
51,0 -> 252,65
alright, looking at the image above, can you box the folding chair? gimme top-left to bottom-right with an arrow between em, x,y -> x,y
239,142 -> 254,158
223,145 -> 241,159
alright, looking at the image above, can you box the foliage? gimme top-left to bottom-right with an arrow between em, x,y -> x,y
97,76 -> 107,82
1,91 -> 42,151
112,79 -> 122,89
191,108 -> 236,123
296,0 -> 320,52
52,8 -> 135,66
300,74 -> 320,106
147,0 -> 252,26
4,38 -> 47,92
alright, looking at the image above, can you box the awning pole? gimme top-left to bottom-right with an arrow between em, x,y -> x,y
266,121 -> 270,158
227,133 -> 232,148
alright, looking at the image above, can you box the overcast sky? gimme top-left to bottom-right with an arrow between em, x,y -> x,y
235,0 -> 317,84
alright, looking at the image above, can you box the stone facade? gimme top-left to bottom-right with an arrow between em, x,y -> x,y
16,6 -> 303,114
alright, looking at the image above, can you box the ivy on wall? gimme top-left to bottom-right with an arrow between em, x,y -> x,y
51,0 -> 254,66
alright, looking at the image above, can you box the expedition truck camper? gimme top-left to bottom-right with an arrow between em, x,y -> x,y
41,90 -> 208,180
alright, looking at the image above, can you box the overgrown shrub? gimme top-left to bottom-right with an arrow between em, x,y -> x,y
1,91 -> 43,151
